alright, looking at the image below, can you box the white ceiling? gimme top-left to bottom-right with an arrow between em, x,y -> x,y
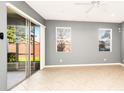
26,1 -> 124,23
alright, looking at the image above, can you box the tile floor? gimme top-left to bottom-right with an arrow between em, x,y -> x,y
11,65 -> 124,91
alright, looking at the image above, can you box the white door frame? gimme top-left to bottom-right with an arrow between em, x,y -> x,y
40,25 -> 46,69
6,3 -> 46,70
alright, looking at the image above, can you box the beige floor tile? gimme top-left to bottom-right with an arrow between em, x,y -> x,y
11,65 -> 124,91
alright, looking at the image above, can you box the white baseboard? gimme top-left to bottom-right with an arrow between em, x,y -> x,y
120,63 -> 124,67
44,63 -> 121,68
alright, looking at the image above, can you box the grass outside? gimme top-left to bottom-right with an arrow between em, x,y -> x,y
18,57 -> 40,62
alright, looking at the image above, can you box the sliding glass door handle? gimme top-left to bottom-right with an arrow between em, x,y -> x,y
0,32 -> 4,39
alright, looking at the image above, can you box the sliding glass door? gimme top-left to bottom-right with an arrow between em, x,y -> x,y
7,7 -> 40,89
30,23 -> 40,74
7,7 -> 27,89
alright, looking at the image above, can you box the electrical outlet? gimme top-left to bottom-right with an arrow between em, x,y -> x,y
122,59 -> 124,62
59,59 -> 63,63
104,58 -> 107,61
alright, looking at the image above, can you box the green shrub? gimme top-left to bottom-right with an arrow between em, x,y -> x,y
8,53 -> 16,62
7,26 -> 16,43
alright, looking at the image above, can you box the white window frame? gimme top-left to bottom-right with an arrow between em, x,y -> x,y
56,27 -> 72,53
98,28 -> 112,52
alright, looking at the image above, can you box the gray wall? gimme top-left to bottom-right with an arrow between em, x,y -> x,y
121,22 -> 124,63
0,1 -> 45,90
45,20 -> 121,65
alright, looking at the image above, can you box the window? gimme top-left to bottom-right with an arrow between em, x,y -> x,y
98,28 -> 112,52
56,27 -> 72,53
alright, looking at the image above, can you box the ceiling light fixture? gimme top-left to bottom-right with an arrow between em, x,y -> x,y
74,1 -> 104,14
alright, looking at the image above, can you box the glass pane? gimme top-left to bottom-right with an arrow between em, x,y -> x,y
7,7 -> 27,89
35,26 -> 40,62
30,23 -> 40,74
98,29 -> 112,52
7,7 -> 41,90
